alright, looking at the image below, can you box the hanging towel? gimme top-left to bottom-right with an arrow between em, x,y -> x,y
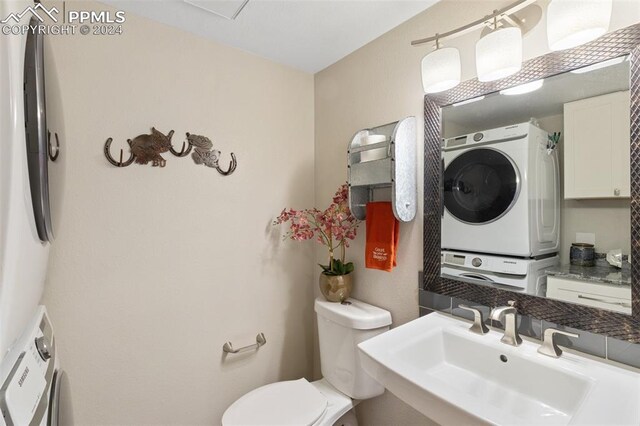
365,202 -> 399,272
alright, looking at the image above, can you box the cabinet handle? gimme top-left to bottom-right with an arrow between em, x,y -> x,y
614,188 -> 621,196
577,294 -> 631,308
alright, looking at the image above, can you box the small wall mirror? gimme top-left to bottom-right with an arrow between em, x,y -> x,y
440,55 -> 631,315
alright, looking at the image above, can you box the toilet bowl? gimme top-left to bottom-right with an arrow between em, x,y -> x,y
222,298 -> 392,426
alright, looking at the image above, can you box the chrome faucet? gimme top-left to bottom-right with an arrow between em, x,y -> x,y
490,301 -> 522,346
538,328 -> 579,358
458,305 -> 489,335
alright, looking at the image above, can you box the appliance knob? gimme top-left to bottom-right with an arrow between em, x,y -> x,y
35,336 -> 52,361
472,258 -> 482,267
473,133 -> 484,142
614,188 -> 621,196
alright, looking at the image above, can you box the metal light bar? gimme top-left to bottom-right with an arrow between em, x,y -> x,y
411,0 -> 538,46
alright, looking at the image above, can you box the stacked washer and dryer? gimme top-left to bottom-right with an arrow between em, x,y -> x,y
441,121 -> 560,296
0,1 -> 69,424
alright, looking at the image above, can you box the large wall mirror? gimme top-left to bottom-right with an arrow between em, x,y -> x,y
423,24 -> 640,343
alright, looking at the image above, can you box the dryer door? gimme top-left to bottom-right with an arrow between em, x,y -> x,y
443,148 -> 520,224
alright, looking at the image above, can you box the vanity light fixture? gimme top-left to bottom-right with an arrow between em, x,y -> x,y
500,79 -> 544,95
476,21 -> 523,82
421,36 -> 461,94
570,55 -> 628,74
547,0 -> 612,51
412,1 -> 541,91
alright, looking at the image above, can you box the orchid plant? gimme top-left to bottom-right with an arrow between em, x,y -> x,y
274,183 -> 360,276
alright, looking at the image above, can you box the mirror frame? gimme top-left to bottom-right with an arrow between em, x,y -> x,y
423,23 -> 640,343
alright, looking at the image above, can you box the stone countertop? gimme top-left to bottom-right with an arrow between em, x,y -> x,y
545,259 -> 631,287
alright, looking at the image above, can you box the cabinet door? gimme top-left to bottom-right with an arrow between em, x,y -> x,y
564,91 -> 630,199
547,276 -> 631,315
612,92 -> 631,197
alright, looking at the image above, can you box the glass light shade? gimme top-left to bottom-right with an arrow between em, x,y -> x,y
547,0 -> 612,51
476,27 -> 522,82
421,47 -> 461,93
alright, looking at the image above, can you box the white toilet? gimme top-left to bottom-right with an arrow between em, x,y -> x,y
222,298 -> 392,426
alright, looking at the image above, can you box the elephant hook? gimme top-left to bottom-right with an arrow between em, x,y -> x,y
104,138 -> 135,167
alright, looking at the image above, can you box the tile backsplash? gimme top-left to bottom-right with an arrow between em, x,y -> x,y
419,289 -> 640,370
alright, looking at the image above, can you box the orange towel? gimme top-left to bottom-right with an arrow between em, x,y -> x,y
365,202 -> 399,272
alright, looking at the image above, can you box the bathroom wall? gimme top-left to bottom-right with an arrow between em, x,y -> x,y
314,0 -> 640,424
42,1 -> 315,424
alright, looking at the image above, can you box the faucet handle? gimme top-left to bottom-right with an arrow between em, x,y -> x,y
538,328 -> 579,358
508,300 -> 517,308
458,305 -> 490,335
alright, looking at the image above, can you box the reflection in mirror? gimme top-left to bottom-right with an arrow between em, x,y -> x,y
440,55 -> 631,315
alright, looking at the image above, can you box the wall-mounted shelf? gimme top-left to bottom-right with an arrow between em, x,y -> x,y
347,117 -> 417,222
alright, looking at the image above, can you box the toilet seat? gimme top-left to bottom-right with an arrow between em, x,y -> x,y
222,378 -> 328,426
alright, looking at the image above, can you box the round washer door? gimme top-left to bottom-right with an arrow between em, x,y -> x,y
443,148 -> 519,224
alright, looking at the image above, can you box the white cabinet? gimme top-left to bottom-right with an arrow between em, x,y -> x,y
563,91 -> 630,199
547,276 -> 631,315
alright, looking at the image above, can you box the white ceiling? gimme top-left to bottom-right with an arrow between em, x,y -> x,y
99,0 -> 440,73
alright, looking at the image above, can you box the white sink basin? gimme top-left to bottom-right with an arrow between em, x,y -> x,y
358,312 -> 640,425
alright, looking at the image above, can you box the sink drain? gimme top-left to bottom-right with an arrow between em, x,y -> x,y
500,355 -> 508,363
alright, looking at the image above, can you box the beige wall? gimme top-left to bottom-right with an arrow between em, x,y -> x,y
42,1 -> 315,424
314,1 -> 640,425
40,0 -> 640,424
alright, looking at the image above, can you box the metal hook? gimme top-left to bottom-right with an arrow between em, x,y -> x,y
169,134 -> 193,157
104,138 -> 135,167
48,131 -> 60,162
215,152 -> 237,176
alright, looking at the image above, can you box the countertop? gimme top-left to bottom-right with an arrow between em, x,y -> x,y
545,259 -> 631,287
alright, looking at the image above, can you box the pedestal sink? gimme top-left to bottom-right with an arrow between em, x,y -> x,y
358,312 -> 640,425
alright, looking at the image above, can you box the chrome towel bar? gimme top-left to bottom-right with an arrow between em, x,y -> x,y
223,333 -> 266,354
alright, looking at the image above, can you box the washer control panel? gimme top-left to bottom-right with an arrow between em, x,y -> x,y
442,251 -> 529,275
0,308 -> 54,426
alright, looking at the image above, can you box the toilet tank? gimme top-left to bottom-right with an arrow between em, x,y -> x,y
314,298 -> 391,400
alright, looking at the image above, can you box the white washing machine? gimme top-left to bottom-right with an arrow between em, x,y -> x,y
441,250 -> 559,296
0,1 -> 68,424
441,121 -> 560,258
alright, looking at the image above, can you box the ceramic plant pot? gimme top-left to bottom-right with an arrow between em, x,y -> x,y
319,272 -> 353,302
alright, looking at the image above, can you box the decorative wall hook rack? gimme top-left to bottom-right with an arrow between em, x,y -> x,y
103,127 -> 238,175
